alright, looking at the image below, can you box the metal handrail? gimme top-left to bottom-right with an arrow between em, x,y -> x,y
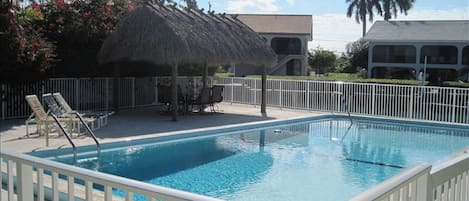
70,111 -> 101,151
49,114 -> 77,159
341,94 -> 353,124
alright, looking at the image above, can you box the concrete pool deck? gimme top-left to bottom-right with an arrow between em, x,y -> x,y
0,103 -> 326,153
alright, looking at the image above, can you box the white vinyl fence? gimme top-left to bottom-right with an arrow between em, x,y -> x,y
0,77 -> 206,120
2,77 -> 469,124
214,77 -> 469,124
351,151 -> 469,201
0,149 -> 223,201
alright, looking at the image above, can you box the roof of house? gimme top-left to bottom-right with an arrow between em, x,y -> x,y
235,14 -> 313,41
364,20 -> 469,43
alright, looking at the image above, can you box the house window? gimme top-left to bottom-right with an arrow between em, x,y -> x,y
463,46 -> 469,65
271,37 -> 301,55
372,45 -> 416,63
421,46 -> 457,64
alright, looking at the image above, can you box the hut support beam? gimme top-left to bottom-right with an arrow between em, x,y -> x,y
113,64 -> 120,114
261,65 -> 267,116
202,63 -> 208,89
171,63 -> 179,121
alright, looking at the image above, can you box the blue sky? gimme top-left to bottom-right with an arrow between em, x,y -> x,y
185,0 -> 469,53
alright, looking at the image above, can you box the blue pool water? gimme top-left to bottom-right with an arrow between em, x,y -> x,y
50,118 -> 469,201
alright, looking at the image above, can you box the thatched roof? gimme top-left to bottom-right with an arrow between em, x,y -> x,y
98,3 -> 277,66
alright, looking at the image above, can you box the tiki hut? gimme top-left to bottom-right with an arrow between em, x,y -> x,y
98,3 -> 276,120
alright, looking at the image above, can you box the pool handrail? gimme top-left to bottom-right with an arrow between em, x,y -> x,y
0,149 -> 224,201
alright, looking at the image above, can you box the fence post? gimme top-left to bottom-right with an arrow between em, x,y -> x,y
306,81 -> 310,110
1,84 -> 5,120
16,163 -> 34,201
408,86 -> 414,119
131,77 -> 136,108
228,78 -> 232,104
75,79 -> 80,110
154,77 -> 159,104
253,79 -> 257,105
105,78 -> 110,110
451,88 -> 457,123
279,80 -> 283,108
371,84 -> 376,115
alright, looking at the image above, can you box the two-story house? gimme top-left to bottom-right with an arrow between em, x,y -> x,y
364,20 -> 469,81
231,14 -> 313,76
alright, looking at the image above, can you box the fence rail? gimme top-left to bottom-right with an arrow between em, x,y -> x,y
214,77 -> 469,124
2,77 -> 469,124
351,151 -> 469,201
0,77 -> 207,120
0,149 -> 223,201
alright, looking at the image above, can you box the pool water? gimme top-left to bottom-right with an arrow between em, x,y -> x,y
53,118 -> 469,201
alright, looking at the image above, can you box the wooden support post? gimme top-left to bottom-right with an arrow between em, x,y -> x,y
261,65 -> 267,116
202,63 -> 208,90
171,63 -> 178,121
113,64 -> 120,114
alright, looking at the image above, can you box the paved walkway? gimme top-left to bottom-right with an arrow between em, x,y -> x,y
1,104 -> 325,153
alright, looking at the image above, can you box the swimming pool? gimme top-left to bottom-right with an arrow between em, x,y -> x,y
34,116 -> 469,201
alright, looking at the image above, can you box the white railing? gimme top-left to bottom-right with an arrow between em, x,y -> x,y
350,163 -> 432,201
1,77 -> 207,120
0,149 -> 223,201
351,151 -> 469,201
2,77 -> 469,124
214,77 -> 469,124
430,151 -> 469,201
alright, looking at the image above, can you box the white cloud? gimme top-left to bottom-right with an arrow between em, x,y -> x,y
286,0 -> 296,6
227,0 -> 279,13
310,7 -> 469,54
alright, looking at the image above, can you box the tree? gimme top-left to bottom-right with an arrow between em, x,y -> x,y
346,0 -> 382,37
0,2 -> 55,83
381,0 -> 415,20
345,39 -> 368,72
308,48 -> 337,75
183,0 -> 198,9
334,55 -> 353,73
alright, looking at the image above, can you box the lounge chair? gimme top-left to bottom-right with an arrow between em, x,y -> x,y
43,93 -> 97,131
25,95 -> 77,138
52,92 -> 110,129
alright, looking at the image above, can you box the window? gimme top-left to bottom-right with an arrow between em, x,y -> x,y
463,46 -> 469,65
421,46 -> 457,64
372,45 -> 416,63
271,38 -> 301,55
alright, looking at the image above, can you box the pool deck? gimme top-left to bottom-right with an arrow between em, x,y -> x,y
0,103 -> 326,153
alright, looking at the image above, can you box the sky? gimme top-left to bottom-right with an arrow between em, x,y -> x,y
182,0 -> 469,54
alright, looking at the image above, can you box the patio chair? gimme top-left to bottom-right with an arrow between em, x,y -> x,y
192,88 -> 211,113
158,84 -> 172,112
25,95 -> 74,137
209,85 -> 224,112
52,92 -> 110,129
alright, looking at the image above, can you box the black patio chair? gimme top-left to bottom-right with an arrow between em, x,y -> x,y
209,85 -> 224,112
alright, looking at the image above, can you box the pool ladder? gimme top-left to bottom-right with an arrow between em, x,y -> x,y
341,94 -> 353,124
49,113 -> 101,160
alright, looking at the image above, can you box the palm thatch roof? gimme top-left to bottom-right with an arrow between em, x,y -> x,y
98,3 -> 276,66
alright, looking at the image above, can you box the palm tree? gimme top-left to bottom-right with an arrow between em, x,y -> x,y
381,0 -> 415,20
183,0 -> 198,10
346,0 -> 382,37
